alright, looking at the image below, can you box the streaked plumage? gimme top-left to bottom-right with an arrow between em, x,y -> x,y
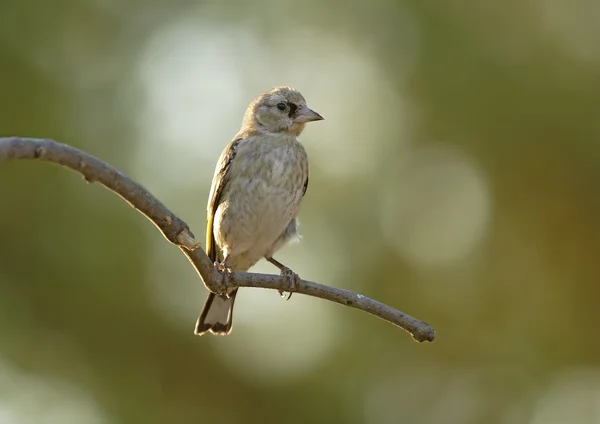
194,86 -> 323,335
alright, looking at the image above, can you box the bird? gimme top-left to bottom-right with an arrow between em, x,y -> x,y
194,86 -> 324,336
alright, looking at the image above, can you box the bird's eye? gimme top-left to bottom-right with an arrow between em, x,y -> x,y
276,102 -> 287,111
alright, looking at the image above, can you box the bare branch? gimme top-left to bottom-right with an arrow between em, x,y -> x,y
0,137 -> 435,342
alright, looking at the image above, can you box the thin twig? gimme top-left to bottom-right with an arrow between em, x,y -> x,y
0,137 -> 435,342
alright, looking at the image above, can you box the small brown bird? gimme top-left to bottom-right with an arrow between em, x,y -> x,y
194,86 -> 323,336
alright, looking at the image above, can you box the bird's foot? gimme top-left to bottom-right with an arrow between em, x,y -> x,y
214,261 -> 235,298
278,267 -> 300,300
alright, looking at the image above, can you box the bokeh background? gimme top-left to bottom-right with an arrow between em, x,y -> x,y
1,0 -> 600,423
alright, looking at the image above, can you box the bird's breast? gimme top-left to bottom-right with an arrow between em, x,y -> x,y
243,144 -> 307,212
215,138 -> 308,258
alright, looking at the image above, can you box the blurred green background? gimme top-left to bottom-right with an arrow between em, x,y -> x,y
2,0 -> 600,423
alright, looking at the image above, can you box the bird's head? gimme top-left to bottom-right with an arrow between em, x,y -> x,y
243,86 -> 323,136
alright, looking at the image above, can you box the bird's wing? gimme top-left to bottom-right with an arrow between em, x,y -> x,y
206,137 -> 243,262
302,173 -> 309,197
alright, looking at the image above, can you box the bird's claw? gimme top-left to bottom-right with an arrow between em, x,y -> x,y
214,261 -> 235,298
278,267 -> 300,300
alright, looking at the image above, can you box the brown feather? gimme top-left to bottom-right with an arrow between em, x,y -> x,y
205,137 -> 242,262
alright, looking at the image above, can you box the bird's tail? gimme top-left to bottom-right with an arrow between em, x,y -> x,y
194,289 -> 238,336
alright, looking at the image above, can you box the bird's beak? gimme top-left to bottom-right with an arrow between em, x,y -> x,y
294,105 -> 324,123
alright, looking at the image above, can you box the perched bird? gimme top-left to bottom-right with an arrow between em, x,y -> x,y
194,86 -> 323,336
